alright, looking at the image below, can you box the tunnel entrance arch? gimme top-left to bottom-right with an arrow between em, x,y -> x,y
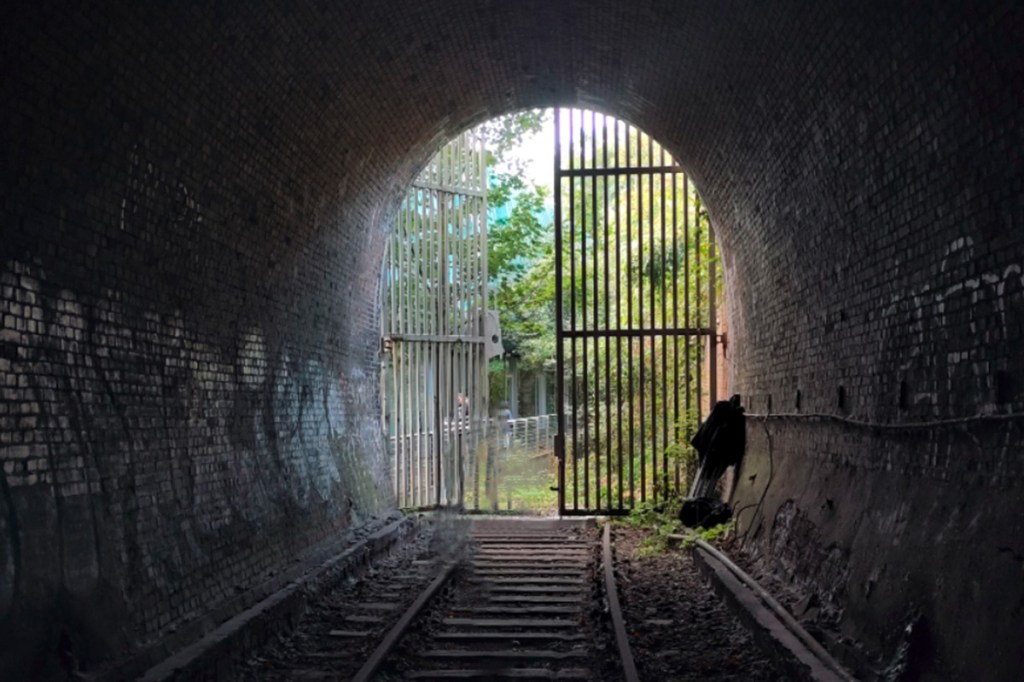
382,110 -> 726,516
553,109 -> 724,515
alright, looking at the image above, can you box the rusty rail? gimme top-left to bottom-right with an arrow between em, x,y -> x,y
603,523 -> 640,682
351,559 -> 460,682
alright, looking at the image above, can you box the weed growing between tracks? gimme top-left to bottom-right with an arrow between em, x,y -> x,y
617,495 -> 733,557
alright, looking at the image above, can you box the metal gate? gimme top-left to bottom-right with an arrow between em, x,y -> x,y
553,108 -> 722,515
382,130 -> 491,509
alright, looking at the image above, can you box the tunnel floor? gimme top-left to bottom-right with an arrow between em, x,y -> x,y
235,517 -> 789,681
611,525 -> 785,681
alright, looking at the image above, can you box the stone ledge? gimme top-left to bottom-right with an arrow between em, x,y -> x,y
690,542 -> 854,682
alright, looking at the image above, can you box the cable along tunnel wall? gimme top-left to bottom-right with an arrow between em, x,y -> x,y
381,129 -> 491,510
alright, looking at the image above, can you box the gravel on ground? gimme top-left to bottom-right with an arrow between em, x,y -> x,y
612,525 -> 787,681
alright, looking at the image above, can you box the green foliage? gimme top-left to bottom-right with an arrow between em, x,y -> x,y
618,497 -> 672,528
504,478 -> 558,513
480,109 -> 558,375
636,528 -> 678,558
638,517 -> 734,558
619,490 -> 732,558
488,359 -> 507,407
488,178 -> 549,287
492,244 -> 557,369
479,110 -> 545,165
681,520 -> 733,549
618,493 -> 683,556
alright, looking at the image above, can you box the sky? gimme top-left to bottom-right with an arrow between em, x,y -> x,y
496,108 -> 628,193
515,111 -> 556,191
488,111 -> 557,223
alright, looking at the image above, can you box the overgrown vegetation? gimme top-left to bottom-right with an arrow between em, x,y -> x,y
619,493 -> 733,558
481,110 -> 556,374
480,109 -> 725,512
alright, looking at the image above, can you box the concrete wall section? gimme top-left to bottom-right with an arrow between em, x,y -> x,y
734,419 -> 1024,679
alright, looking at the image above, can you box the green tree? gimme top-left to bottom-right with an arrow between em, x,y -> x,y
478,110 -> 557,371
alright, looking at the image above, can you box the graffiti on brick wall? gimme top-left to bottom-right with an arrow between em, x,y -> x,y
0,256 -> 388,628
0,142 -> 394,637
879,236 -> 1024,414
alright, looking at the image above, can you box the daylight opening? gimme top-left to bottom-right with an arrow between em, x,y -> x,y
381,108 -> 725,515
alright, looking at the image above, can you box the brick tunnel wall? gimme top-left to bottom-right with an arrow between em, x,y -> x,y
1,1 -> 1022,679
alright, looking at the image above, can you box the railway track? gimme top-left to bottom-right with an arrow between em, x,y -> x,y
369,518 -> 625,681
243,517 -> 635,681
241,518 -> 464,681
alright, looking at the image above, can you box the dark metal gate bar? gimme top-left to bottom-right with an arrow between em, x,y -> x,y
382,129 -> 490,509
554,108 -> 721,515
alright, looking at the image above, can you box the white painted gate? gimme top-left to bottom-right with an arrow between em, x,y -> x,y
381,130 -> 494,509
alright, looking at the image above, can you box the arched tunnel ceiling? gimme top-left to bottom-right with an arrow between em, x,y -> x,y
5,1 -> 1018,294
96,0 -> 1018,363
232,0 -> 1018,411
232,0 -> 1017,231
